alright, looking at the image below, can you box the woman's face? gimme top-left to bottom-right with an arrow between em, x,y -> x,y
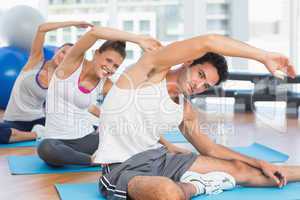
92,49 -> 124,78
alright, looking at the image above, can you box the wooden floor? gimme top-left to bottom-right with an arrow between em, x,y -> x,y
0,148 -> 99,200
0,108 -> 299,199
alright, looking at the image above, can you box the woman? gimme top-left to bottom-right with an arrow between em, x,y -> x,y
37,26 -> 162,167
0,21 -> 92,144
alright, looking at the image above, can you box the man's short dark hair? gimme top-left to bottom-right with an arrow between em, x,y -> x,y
98,40 -> 126,59
191,52 -> 228,85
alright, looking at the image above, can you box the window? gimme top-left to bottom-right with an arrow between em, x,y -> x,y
92,21 -> 101,26
49,35 -> 57,43
221,0 -> 290,94
207,3 -> 228,15
206,19 -> 228,33
139,20 -> 150,33
123,20 -> 134,32
245,0 -> 290,74
62,27 -> 71,33
61,0 -> 76,4
163,5 -> 184,40
206,1 -> 229,35
44,0 -> 296,78
117,0 -> 184,41
76,28 -> 86,40
62,27 -> 72,43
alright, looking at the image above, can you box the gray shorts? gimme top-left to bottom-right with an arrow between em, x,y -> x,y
99,146 -> 198,199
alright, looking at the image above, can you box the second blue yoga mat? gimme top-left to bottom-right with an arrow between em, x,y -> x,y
0,141 -> 36,148
7,155 -> 101,175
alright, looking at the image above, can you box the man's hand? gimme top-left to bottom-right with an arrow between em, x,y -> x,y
262,52 -> 296,79
259,160 -> 287,188
138,35 -> 162,52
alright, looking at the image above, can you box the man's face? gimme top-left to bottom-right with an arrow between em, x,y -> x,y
178,62 -> 220,96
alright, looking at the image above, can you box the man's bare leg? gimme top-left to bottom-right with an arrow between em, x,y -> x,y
188,156 -> 300,187
8,128 -> 37,143
277,165 -> 300,182
127,157 -> 300,200
128,176 -> 193,200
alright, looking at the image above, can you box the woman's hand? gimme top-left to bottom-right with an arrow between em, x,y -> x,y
138,35 -> 162,52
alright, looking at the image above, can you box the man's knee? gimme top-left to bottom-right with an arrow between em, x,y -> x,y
159,179 -> 185,200
128,176 -> 185,200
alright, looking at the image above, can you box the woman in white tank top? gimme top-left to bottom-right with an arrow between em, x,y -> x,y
0,21 -> 92,144
36,26 -> 163,167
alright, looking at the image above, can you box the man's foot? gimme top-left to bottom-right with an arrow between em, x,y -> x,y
180,171 -> 236,196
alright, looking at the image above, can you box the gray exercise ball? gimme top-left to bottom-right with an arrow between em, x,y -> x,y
0,5 -> 45,50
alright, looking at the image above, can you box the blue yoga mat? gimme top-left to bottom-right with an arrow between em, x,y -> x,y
0,140 -> 36,148
163,132 -> 289,163
164,131 -> 188,143
7,155 -> 101,175
6,142 -> 288,175
56,182 -> 300,200
56,183 -> 105,200
232,143 -> 289,163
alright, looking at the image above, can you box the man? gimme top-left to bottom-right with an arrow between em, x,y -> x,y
94,32 -> 300,200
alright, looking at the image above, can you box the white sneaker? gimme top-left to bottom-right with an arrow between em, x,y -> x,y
31,125 -> 46,141
180,171 -> 236,196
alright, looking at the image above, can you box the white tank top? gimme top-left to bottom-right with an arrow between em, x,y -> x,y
45,63 -> 104,140
95,79 -> 184,164
3,60 -> 47,121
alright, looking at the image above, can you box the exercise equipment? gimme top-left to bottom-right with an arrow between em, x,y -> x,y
0,45 -> 56,109
191,72 -> 300,116
44,45 -> 57,60
0,5 -> 45,50
0,46 -> 28,109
